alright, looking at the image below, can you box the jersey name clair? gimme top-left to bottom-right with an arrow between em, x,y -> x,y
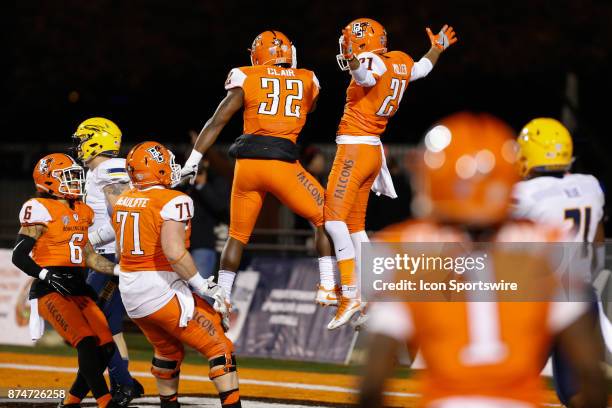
267,67 -> 295,77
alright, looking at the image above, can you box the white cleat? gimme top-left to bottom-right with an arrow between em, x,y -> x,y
327,297 -> 363,330
316,284 -> 341,306
351,303 -> 368,330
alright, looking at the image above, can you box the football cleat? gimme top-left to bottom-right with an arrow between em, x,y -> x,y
112,378 -> 144,407
315,284 -> 341,306
352,303 -> 369,330
327,297 -> 364,330
160,400 -> 181,408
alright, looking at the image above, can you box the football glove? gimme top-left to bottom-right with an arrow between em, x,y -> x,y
39,269 -> 80,296
426,24 -> 458,51
340,28 -> 354,60
189,275 -> 230,316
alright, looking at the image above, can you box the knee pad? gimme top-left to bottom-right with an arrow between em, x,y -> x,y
208,353 -> 237,380
151,357 -> 181,380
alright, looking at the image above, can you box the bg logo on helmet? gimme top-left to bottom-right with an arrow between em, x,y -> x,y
351,22 -> 370,38
38,158 -> 52,174
146,146 -> 165,163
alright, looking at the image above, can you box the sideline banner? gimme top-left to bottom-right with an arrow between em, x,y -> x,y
0,249 -> 34,346
234,258 -> 355,363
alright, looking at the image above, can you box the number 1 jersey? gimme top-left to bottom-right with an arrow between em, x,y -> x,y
337,50 -> 414,137
225,65 -> 320,143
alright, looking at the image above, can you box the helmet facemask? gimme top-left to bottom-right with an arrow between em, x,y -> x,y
169,151 -> 182,187
53,164 -> 85,199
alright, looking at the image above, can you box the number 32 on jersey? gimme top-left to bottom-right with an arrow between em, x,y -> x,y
258,78 -> 304,118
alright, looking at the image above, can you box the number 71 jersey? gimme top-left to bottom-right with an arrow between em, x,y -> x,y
225,65 -> 320,143
113,187 -> 193,272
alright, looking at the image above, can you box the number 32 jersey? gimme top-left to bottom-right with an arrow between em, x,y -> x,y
18,198 -> 94,267
337,51 -> 415,137
512,174 -> 604,242
225,65 -> 320,143
113,187 -> 193,272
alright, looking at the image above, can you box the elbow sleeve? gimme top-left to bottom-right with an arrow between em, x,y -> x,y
89,223 -> 116,247
12,234 -> 43,278
410,57 -> 434,81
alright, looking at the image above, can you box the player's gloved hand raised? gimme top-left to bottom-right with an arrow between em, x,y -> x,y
340,28 -> 354,60
39,269 -> 80,296
179,163 -> 198,185
426,24 -> 458,51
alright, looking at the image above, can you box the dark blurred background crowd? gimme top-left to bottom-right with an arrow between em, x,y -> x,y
3,0 -> 612,252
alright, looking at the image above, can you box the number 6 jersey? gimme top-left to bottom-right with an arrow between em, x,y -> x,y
225,65 -> 320,143
113,186 -> 193,272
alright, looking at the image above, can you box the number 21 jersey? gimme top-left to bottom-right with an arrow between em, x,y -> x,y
225,65 -> 320,143
337,51 -> 414,137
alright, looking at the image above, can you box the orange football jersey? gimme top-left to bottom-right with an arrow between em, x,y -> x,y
19,198 -> 94,267
369,220 -> 583,406
225,65 -> 320,143
337,50 -> 414,136
113,187 -> 193,272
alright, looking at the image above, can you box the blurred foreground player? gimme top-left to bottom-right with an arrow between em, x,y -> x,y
12,154 -> 121,408
358,113 -> 606,408
326,19 -> 457,329
514,118 -> 606,406
181,31 -> 336,307
114,142 -> 240,408
72,117 -> 143,403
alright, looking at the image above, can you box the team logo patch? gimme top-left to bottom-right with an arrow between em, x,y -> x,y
38,158 -> 52,174
62,215 -> 70,226
146,146 -> 165,163
351,21 -> 370,38
73,214 -> 79,222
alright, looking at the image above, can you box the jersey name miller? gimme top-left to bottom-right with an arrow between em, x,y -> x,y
115,196 -> 150,208
392,63 -> 408,75
266,67 -> 295,77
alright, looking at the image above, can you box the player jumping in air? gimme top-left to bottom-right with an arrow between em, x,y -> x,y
358,113 -> 606,408
326,19 -> 457,329
513,118 -> 607,406
181,31 -> 336,308
12,154 -> 122,408
72,117 -> 143,405
113,141 -> 238,408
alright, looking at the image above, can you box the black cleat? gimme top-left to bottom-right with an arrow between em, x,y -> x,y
160,400 -> 180,408
111,378 -> 144,407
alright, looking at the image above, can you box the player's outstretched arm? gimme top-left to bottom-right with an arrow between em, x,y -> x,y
357,333 -> 400,408
161,220 -> 229,318
423,24 -> 457,66
182,88 -> 244,181
84,242 -> 117,275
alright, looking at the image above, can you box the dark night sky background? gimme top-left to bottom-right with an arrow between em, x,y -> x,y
5,0 -> 612,189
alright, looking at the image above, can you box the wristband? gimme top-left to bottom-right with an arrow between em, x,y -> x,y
38,268 -> 48,280
185,150 -> 203,168
188,273 -> 206,289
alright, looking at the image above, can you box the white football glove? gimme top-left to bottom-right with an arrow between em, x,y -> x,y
181,149 -> 203,185
188,274 -> 230,323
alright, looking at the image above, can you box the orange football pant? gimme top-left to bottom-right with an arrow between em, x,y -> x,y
230,158 -> 325,244
38,293 -> 113,347
133,294 -> 233,362
324,144 -> 382,232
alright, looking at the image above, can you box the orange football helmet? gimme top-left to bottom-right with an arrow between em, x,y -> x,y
33,153 -> 85,199
126,141 -> 181,188
337,18 -> 387,70
413,112 -> 519,226
250,31 -> 296,67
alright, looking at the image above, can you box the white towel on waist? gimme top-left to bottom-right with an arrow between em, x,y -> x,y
335,135 -> 398,199
170,279 -> 195,328
28,298 -> 45,341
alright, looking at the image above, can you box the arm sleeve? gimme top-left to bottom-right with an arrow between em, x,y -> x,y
350,63 -> 377,87
89,223 -> 116,247
160,195 -> 195,222
410,57 -> 433,82
350,52 -> 387,87
366,302 -> 415,341
12,234 -> 43,278
225,68 -> 247,90
19,200 -> 52,226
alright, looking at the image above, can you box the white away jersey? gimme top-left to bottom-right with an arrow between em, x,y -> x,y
512,173 -> 604,242
85,158 -> 129,253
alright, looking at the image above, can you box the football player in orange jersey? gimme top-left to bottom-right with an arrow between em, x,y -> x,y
181,31 -> 337,308
357,113 -> 606,408
113,141 -> 240,408
326,18 -> 458,329
12,153 -> 123,408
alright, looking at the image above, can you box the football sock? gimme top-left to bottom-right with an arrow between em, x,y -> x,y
96,393 -> 112,408
324,221 -> 355,261
218,270 -> 236,301
219,388 -> 241,407
63,392 -> 82,405
160,393 -> 178,402
76,337 -> 110,399
338,258 -> 357,299
318,256 -> 338,290
67,372 -> 89,400
350,230 -> 369,299
108,349 -> 134,387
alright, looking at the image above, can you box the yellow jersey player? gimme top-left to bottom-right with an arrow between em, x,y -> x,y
326,18 -> 458,329
12,153 -> 122,408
